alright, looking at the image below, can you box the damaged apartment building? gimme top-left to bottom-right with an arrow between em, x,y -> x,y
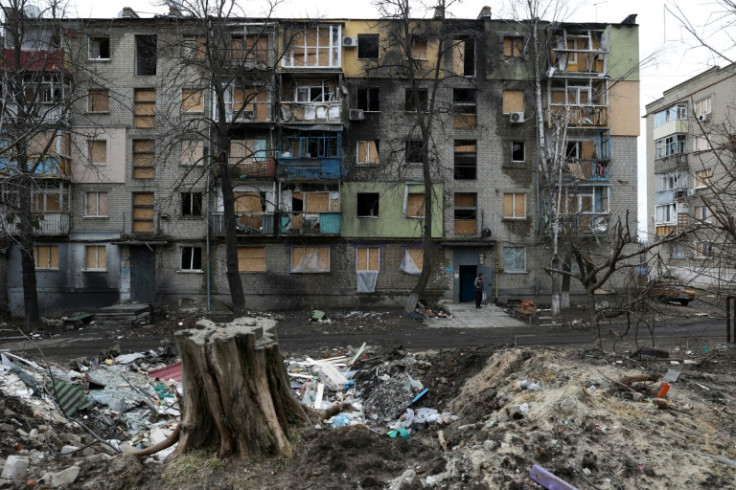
0,6 -> 640,315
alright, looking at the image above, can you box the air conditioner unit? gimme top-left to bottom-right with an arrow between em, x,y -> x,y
697,113 -> 710,122
688,188 -> 697,196
343,36 -> 357,47
349,109 -> 365,121
509,112 -> 525,124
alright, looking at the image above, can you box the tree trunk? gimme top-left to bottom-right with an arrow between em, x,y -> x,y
174,317 -> 308,459
18,181 -> 41,327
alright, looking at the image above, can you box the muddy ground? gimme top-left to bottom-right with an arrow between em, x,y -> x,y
1,304 -> 735,489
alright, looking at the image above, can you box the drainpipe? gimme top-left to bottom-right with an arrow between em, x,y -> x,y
205,82 -> 213,312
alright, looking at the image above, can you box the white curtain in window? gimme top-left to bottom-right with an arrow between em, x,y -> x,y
292,248 -> 328,272
399,249 -> 422,275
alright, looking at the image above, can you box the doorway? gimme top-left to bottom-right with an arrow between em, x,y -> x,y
459,265 -> 477,302
130,246 -> 155,304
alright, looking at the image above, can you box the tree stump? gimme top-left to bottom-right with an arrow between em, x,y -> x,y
174,317 -> 308,458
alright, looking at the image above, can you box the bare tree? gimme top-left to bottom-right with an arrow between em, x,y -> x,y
0,0 -> 85,326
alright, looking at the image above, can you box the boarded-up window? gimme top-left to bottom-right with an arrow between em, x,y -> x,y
133,140 -> 155,179
34,245 -> 59,269
85,245 -> 106,270
454,140 -> 477,180
88,89 -> 109,112
231,87 -> 267,121
503,193 -> 526,219
182,34 -> 206,59
86,191 -> 108,216
231,34 -> 269,63
695,168 -> 713,188
181,140 -> 204,166
454,193 -> 477,234
452,39 -> 474,76
503,36 -> 524,57
132,192 -> 154,232
357,140 -> 379,165
238,246 -> 266,272
134,88 -> 155,128
230,139 -> 267,165
453,88 -> 476,128
181,88 -> 204,113
88,140 -> 106,164
406,193 -> 426,218
291,246 -> 330,273
502,90 -> 524,113
32,189 -> 62,212
356,246 -> 380,271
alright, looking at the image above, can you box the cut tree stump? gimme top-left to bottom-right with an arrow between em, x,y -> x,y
174,317 -> 309,459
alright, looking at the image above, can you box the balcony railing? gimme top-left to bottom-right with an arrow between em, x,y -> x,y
280,101 -> 342,124
212,211 -> 341,236
558,213 -> 609,235
280,212 -> 341,235
564,159 -> 610,181
0,212 -> 70,236
0,157 -> 71,179
549,105 -> 608,127
230,159 -> 276,179
277,157 -> 342,180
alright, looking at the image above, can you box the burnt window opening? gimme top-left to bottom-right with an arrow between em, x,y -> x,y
358,34 -> 379,59
357,87 -> 380,112
357,192 -> 380,217
512,141 -> 525,162
135,35 -> 157,76
180,246 -> 203,270
181,192 -> 203,216
405,140 -> 424,164
89,36 -> 110,60
454,140 -> 477,180
405,88 -> 428,112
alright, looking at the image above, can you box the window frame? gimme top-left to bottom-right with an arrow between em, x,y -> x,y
404,88 -> 428,112
695,168 -> 713,189
238,246 -> 267,273
132,139 -> 155,179
405,139 -> 423,164
357,87 -> 380,112
84,245 -> 107,271
356,246 -> 381,272
405,192 -> 426,218
180,246 -> 203,272
655,203 -> 676,224
132,192 -> 155,233
181,192 -> 203,217
85,191 -> 108,218
181,88 -> 205,113
290,246 -> 331,273
87,139 -> 107,165
453,140 -> 477,180
503,192 -> 527,219
511,141 -> 525,163
502,35 -> 524,58
33,245 -> 60,270
87,88 -> 110,113
356,140 -> 379,165
135,34 -> 158,76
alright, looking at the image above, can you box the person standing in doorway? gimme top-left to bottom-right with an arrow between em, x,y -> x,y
474,273 -> 484,308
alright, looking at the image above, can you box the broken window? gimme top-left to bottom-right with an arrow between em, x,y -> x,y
695,168 -> 713,188
451,38 -> 475,76
182,88 -> 204,113
182,34 -> 206,59
502,90 -> 524,114
454,193 -> 476,235
503,247 -> 526,273
357,192 -> 379,217
133,140 -> 155,179
132,192 -> 154,233
84,245 -> 107,270
181,192 -> 203,217
454,140 -> 477,180
400,247 -> 423,275
34,245 -> 59,270
356,140 -> 379,165
238,246 -> 266,272
291,246 -> 330,273
85,191 -> 108,217
134,88 -> 155,128
405,140 -> 423,164
87,140 -> 107,165
512,142 -> 525,162
88,88 -> 109,112
180,246 -> 203,271
356,246 -> 380,293
503,193 -> 526,219
410,36 -> 427,60
358,34 -> 379,59
88,36 -> 110,60
654,134 -> 686,160
357,87 -> 380,112
405,88 -> 428,112
453,88 -> 476,128
135,35 -> 157,75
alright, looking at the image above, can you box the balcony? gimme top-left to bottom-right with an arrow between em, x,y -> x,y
0,157 -> 71,179
280,211 -> 341,236
278,133 -> 343,180
549,105 -> 608,127
280,101 -> 342,124
0,212 -> 70,236
564,159 -> 610,181
277,157 -> 342,180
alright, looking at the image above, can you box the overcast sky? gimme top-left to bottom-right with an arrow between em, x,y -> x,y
69,0 -> 732,236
